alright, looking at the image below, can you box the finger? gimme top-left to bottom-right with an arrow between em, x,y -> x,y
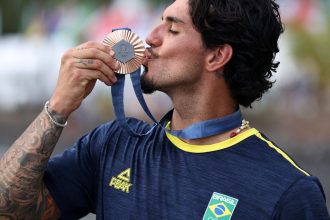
79,69 -> 115,86
74,58 -> 118,83
72,47 -> 120,71
87,70 -> 117,86
74,41 -> 112,54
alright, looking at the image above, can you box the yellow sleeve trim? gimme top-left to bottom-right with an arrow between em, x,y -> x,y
255,133 -> 310,176
165,128 -> 259,153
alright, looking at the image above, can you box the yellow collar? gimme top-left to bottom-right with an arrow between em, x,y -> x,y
165,127 -> 259,153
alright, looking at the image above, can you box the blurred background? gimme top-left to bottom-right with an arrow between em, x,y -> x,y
0,0 -> 329,219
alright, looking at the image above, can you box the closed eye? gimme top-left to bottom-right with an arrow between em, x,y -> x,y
169,29 -> 179,34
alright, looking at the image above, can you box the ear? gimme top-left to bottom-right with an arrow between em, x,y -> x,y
205,44 -> 233,73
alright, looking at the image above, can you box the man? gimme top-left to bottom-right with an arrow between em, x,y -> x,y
0,0 -> 329,219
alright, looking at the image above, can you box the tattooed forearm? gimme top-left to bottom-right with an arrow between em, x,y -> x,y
0,110 -> 62,219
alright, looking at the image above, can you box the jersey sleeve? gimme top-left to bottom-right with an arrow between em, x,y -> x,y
272,176 -> 330,220
43,122 -> 112,219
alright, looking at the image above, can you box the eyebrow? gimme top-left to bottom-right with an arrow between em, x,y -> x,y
162,16 -> 185,24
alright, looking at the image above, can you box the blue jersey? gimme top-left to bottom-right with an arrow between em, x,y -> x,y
44,115 -> 329,220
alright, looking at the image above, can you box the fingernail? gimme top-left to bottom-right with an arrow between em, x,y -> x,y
110,77 -> 117,84
115,61 -> 120,69
110,50 -> 115,56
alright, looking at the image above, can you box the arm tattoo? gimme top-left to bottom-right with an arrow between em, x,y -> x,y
0,110 -> 62,219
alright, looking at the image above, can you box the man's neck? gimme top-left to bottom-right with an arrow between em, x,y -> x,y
170,103 -> 237,130
168,82 -> 238,144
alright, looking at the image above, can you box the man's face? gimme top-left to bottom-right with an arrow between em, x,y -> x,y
141,0 -> 207,95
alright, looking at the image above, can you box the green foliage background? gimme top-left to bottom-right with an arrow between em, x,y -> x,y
286,1 -> 330,89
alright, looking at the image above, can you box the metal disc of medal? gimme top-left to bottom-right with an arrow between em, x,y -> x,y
103,29 -> 145,74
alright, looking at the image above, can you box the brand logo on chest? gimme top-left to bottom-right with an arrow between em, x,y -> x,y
109,168 -> 133,193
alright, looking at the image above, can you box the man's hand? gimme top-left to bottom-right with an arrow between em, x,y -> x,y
0,41 -> 118,219
49,41 -> 119,118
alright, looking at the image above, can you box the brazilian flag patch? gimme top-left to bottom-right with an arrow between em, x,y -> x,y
203,192 -> 238,220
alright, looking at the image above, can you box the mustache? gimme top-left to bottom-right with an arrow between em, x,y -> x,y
146,47 -> 159,59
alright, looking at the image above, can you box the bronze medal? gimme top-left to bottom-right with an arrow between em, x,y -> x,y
103,29 -> 145,74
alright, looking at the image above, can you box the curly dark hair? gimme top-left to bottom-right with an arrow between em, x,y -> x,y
188,0 -> 284,107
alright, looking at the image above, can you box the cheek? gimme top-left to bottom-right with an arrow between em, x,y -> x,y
157,36 -> 206,69
173,39 -> 205,59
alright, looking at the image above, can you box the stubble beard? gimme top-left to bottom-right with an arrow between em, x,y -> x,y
141,70 -> 157,94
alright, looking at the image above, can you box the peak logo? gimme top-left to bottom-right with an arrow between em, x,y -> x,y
203,192 -> 238,220
109,168 -> 133,193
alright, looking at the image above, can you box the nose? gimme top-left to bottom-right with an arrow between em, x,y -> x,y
146,25 -> 162,48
